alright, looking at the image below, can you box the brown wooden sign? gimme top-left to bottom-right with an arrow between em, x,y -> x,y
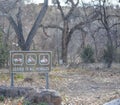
10,51 -> 52,73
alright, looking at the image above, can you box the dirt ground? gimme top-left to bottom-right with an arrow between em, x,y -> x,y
0,64 -> 120,105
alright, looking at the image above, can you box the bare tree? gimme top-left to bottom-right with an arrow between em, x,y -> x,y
92,0 -> 120,67
41,0 -> 98,64
56,0 -> 80,64
0,0 -> 48,50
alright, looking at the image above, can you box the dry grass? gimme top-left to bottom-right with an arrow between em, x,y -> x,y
0,65 -> 120,105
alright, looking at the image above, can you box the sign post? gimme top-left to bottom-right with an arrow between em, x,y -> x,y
10,51 -> 52,88
10,72 -> 14,87
45,73 -> 49,89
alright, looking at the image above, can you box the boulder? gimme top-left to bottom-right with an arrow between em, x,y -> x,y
103,98 -> 120,105
0,86 -> 62,105
0,86 -> 34,98
25,89 -> 62,105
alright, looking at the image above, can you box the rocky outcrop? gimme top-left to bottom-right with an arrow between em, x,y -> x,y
25,89 -> 62,105
0,86 -> 62,105
103,98 -> 120,105
0,86 -> 35,98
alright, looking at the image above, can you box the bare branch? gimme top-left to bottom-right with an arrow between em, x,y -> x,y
110,23 -> 120,28
66,0 -> 79,19
0,0 -> 20,13
40,24 -> 63,31
65,0 -> 79,7
42,26 -> 51,38
56,0 -> 65,19
6,15 -> 26,49
16,7 -> 23,37
25,0 -> 48,50
65,0 -> 74,5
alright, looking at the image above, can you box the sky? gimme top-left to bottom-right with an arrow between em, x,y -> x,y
27,0 -> 66,5
29,0 -> 119,5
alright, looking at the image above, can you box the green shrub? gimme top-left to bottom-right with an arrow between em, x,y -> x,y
0,29 -> 9,68
38,102 -> 47,105
22,100 -> 30,105
0,47 -> 9,67
0,95 -> 4,102
14,74 -> 24,80
22,101 -> 47,105
81,45 -> 94,63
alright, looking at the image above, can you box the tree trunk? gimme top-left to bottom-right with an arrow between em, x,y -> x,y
91,35 -> 98,62
106,46 -> 113,68
106,30 -> 114,68
61,20 -> 69,64
25,0 -> 48,50
62,41 -> 68,64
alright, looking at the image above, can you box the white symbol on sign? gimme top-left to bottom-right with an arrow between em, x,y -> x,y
27,56 -> 35,63
14,58 -> 22,63
40,55 -> 48,63
12,54 -> 24,65
26,54 -> 37,65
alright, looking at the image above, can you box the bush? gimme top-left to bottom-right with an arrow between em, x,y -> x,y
22,101 -> 47,105
0,47 -> 9,67
81,45 -> 94,63
0,29 -> 9,68
14,74 -> 24,80
0,95 -> 4,102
